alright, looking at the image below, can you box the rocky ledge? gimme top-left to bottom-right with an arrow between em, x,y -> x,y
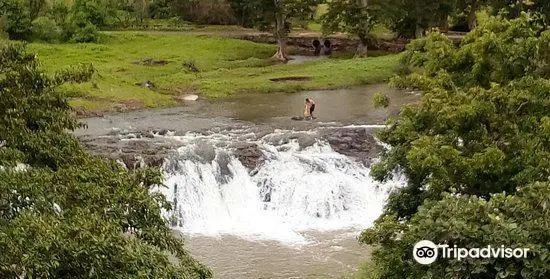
79,127 -> 385,170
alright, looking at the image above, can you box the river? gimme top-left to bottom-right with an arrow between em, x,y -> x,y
75,84 -> 418,278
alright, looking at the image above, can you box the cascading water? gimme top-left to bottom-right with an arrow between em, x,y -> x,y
158,127 -> 405,244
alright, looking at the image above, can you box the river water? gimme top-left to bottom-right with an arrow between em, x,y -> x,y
76,84 -> 418,279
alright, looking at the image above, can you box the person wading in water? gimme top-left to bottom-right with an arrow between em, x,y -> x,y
304,98 -> 316,119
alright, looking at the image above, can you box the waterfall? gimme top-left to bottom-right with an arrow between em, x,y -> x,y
158,128 -> 405,244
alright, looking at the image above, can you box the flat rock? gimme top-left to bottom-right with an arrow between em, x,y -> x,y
181,94 -> 199,101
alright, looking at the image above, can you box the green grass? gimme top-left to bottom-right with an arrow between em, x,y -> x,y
28,31 -> 400,114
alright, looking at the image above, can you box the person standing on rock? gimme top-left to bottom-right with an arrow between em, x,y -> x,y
305,98 -> 316,119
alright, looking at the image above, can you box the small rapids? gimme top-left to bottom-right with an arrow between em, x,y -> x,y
158,128 -> 405,244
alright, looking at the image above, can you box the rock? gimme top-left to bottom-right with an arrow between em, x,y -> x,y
181,94 -> 199,101
232,142 -> 264,170
320,128 -> 385,166
135,80 -> 155,89
79,135 -> 179,169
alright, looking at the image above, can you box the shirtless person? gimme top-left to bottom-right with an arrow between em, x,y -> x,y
305,98 -> 316,119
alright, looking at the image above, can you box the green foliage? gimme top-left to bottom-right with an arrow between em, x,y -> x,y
322,0 -> 379,43
372,91 -> 389,108
73,0 -> 110,28
72,22 -> 100,43
363,13 -> 550,279
399,13 -> 550,88
361,182 -> 550,278
148,0 -> 175,19
0,41 -> 211,278
0,0 -> 32,40
229,0 -> 321,32
169,0 -> 236,25
31,16 -> 62,42
382,0 -> 454,38
27,0 -> 46,20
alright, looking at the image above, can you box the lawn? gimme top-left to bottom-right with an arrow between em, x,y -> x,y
28,31 -> 400,115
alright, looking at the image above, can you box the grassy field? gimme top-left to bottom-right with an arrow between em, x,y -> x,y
28,31 -> 400,115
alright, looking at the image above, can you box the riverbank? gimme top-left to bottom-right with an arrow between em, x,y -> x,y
28,31 -> 402,116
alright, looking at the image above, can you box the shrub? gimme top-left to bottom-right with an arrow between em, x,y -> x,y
0,0 -> 32,40
182,59 -> 200,73
372,92 -> 390,108
31,16 -> 61,42
72,22 -> 99,43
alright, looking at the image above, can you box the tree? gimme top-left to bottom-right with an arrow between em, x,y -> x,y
383,0 -> 454,38
27,0 -> 46,20
363,13 -> 550,278
322,0 -> 381,57
0,0 -> 32,40
454,0 -> 486,30
229,0 -> 320,61
148,0 -> 176,19
0,42 -> 211,279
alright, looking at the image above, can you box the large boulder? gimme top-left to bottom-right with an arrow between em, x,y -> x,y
320,128 -> 385,166
231,142 -> 265,170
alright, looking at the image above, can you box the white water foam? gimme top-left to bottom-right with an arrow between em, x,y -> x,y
158,130 -> 405,244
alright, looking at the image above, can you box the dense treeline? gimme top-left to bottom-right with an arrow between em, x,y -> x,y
4,0 -> 550,44
363,13 -> 550,278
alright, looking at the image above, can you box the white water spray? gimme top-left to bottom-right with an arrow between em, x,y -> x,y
159,129 -> 404,244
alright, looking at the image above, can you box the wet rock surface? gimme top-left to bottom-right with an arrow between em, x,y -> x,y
78,126 -> 385,170
320,127 -> 385,166
79,132 -> 181,168
231,142 -> 265,170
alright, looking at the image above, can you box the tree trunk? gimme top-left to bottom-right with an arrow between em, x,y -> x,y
274,37 -> 290,61
441,16 -> 449,33
355,42 -> 368,58
415,25 -> 424,38
273,0 -> 290,61
467,0 -> 478,31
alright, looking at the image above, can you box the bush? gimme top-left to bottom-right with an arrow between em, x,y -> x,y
31,16 -> 61,42
72,22 -> 99,43
182,59 -> 200,73
361,183 -> 550,279
372,92 -> 390,108
0,0 -> 32,40
0,41 -> 212,279
364,13 -> 550,279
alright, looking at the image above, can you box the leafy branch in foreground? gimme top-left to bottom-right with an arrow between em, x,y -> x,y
362,13 -> 550,279
0,41 -> 211,278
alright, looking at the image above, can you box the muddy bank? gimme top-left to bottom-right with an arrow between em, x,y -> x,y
237,32 -> 407,53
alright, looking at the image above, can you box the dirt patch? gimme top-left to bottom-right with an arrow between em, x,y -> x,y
72,107 -> 104,118
111,100 -> 146,112
132,58 -> 169,66
269,76 -> 312,82
135,80 -> 155,89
